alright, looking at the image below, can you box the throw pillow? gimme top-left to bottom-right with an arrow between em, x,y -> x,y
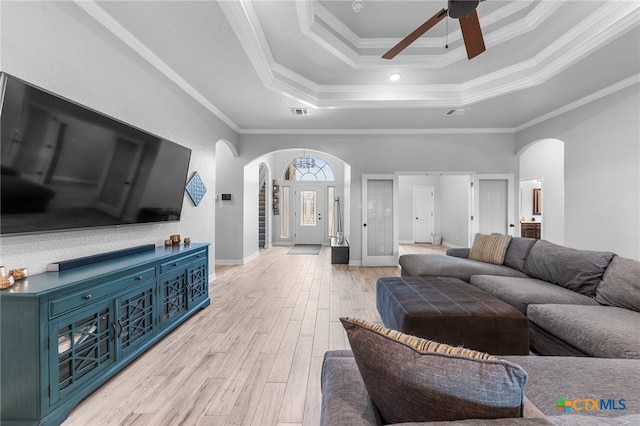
468,233 -> 512,265
595,256 -> 640,312
523,240 -> 615,296
340,317 -> 528,424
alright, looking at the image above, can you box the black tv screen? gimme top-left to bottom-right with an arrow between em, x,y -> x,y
1,73 -> 192,235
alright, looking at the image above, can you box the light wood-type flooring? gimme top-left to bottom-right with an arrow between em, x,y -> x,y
64,243 -> 446,426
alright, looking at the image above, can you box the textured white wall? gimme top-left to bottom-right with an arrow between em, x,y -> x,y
0,2 -> 234,274
517,87 -> 639,259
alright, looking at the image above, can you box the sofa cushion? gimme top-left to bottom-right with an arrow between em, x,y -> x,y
469,275 -> 600,314
399,254 -> 528,281
340,317 -> 528,424
503,237 -> 538,273
523,240 -> 615,296
595,256 -> 640,313
503,355 -> 640,417
526,304 -> 640,359
468,233 -> 512,265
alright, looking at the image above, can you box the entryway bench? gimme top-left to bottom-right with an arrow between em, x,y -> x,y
376,276 -> 529,355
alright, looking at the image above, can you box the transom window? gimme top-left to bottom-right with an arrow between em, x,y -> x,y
283,154 -> 334,181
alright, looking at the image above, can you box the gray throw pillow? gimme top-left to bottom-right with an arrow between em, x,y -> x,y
340,317 -> 528,424
523,240 -> 615,296
503,237 -> 537,273
595,256 -> 640,312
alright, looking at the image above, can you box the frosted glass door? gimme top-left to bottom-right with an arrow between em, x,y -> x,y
362,175 -> 398,266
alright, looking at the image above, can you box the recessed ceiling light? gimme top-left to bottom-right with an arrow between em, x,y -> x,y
352,0 -> 364,13
389,73 -> 401,82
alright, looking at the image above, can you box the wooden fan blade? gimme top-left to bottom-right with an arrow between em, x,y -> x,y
382,8 -> 447,59
459,9 -> 485,59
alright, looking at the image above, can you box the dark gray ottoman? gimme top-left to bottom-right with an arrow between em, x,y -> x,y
376,276 -> 529,355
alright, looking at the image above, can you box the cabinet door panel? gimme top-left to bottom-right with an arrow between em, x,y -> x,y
188,259 -> 208,307
160,272 -> 187,324
117,282 -> 156,359
50,301 -> 114,404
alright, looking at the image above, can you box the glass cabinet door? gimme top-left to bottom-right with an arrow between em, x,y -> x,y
50,300 -> 114,404
116,282 -> 155,359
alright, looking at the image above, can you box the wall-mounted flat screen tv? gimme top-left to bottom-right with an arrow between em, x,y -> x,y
1,73 -> 192,236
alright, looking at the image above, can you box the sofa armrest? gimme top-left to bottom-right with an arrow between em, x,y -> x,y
321,351 -> 381,426
446,248 -> 470,258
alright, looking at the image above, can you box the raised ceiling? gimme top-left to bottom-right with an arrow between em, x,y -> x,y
84,1 -> 639,132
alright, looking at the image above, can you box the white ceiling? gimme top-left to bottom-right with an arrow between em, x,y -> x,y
84,0 -> 639,132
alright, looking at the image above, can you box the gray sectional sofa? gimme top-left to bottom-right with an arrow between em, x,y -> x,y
321,349 -> 640,425
399,237 -> 640,358
320,236 -> 640,425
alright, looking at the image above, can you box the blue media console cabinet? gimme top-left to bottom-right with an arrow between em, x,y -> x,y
0,243 -> 210,426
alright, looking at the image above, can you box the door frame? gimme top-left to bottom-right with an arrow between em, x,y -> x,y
472,174 -> 515,242
362,174 -> 399,266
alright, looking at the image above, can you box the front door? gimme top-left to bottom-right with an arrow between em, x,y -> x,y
294,185 -> 323,245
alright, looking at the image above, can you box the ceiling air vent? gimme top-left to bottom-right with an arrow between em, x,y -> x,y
445,108 -> 470,116
289,108 -> 310,116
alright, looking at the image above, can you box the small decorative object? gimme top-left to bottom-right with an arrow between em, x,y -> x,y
164,239 -> 173,246
1,276 -> 15,290
170,234 -> 181,244
531,217 -> 536,222
184,237 -> 191,245
9,268 -> 28,280
185,171 -> 207,206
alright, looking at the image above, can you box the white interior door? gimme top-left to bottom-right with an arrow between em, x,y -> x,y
294,185 -> 323,244
362,175 -> 399,266
413,186 -> 434,243
473,174 -> 515,237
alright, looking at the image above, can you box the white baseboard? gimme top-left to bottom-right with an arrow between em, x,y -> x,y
215,250 -> 260,266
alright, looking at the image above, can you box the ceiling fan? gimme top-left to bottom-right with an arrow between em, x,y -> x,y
382,0 -> 486,60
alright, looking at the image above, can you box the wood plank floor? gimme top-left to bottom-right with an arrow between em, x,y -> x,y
64,243 -> 446,426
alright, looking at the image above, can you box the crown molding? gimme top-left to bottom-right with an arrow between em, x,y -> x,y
224,0 -> 639,108
73,0 -> 240,133
515,74 -> 640,132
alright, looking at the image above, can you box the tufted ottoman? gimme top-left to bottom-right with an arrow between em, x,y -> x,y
376,276 -> 529,355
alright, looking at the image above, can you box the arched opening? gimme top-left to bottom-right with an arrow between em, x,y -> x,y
518,138 -> 564,244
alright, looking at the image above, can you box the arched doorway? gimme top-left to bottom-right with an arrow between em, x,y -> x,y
281,154 -> 336,245
518,138 -> 564,244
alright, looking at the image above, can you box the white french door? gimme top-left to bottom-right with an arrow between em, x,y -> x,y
473,174 -> 515,239
294,185 -> 323,244
362,175 -> 399,266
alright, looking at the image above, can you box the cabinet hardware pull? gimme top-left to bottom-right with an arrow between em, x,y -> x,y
136,276 -> 143,281
118,320 -> 124,338
112,322 -> 118,337
84,294 -> 92,300
172,262 -> 178,267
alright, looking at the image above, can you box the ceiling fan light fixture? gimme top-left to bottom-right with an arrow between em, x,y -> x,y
352,0 -> 364,14
388,72 -> 402,82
